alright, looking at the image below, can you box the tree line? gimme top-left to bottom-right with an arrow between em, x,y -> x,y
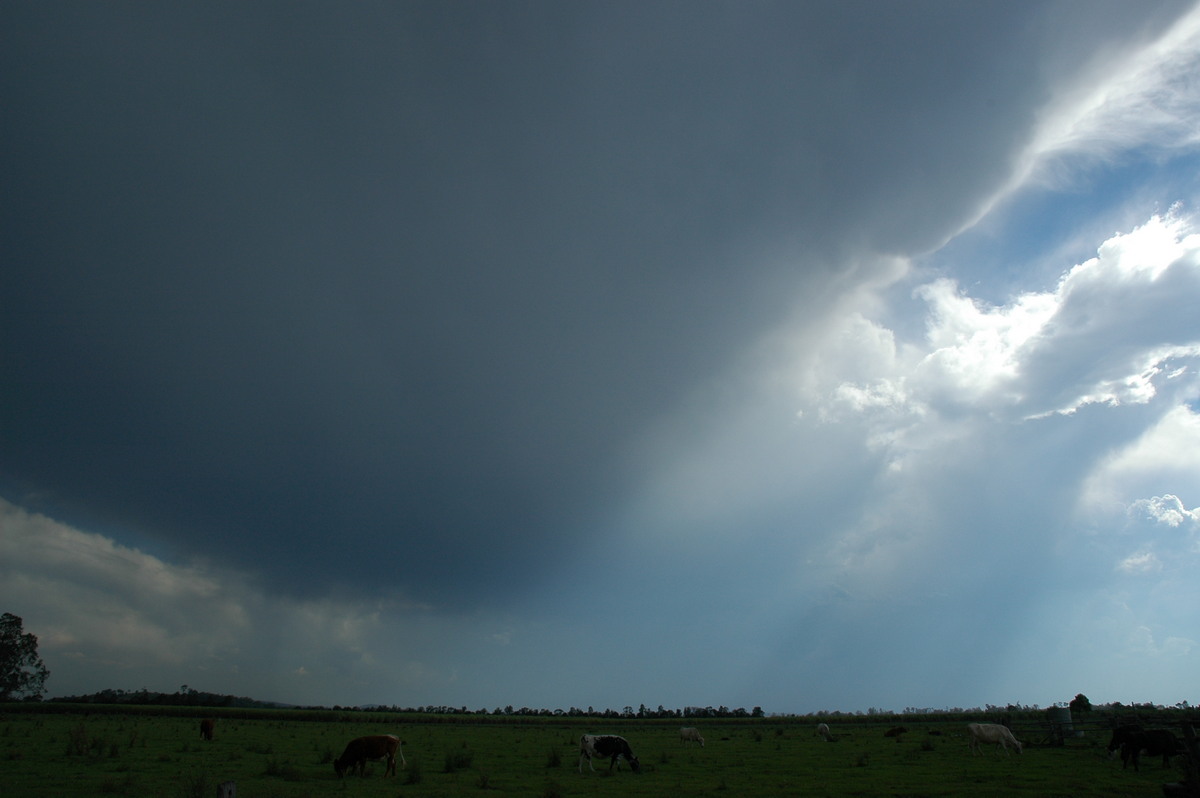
47,685 -> 287,710
3,613 -> 1195,722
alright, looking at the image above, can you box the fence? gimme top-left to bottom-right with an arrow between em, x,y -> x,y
1009,711 -> 1200,749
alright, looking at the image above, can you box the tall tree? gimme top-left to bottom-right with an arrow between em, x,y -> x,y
0,613 -> 50,701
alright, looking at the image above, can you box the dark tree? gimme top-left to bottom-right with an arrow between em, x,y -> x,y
1069,693 -> 1092,713
0,613 -> 50,701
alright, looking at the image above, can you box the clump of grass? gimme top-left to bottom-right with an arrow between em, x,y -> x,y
97,773 -> 137,795
67,723 -> 89,756
405,760 -> 423,784
541,781 -> 563,798
545,747 -> 561,768
476,770 -> 492,788
263,756 -> 303,781
90,735 -> 110,756
444,743 -> 474,773
178,770 -> 211,798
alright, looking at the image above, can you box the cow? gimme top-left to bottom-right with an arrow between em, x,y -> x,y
680,727 -> 705,747
967,722 -> 1022,755
1106,724 -> 1180,771
884,726 -> 908,740
333,734 -> 405,778
199,718 -> 215,741
578,734 -> 640,774
816,723 -> 831,741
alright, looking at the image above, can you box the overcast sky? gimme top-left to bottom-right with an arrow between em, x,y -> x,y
3,1 -> 1199,714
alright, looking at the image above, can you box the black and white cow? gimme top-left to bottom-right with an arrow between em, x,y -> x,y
578,734 -> 641,774
1107,724 -> 1180,771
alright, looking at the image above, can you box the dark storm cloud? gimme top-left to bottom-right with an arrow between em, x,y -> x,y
2,1 -> 1192,608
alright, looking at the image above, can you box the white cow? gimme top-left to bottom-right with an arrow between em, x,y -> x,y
816,723 -> 831,740
680,727 -> 705,747
966,723 -> 1022,755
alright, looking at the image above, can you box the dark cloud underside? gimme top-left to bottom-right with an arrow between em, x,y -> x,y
3,1 -> 1193,608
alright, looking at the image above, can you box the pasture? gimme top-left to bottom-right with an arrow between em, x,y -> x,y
0,708 -> 1186,797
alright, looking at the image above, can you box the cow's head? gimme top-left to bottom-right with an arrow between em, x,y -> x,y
629,757 -> 641,774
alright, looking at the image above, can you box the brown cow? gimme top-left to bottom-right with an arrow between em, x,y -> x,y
199,718 -> 215,741
333,734 -> 405,778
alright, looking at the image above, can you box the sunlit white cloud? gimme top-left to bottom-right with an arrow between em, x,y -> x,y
1117,551 -> 1162,574
1132,494 -> 1200,529
1128,625 -> 1196,659
804,211 -> 1200,431
1080,406 -> 1200,520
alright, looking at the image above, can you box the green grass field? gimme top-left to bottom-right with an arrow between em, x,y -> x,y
0,709 -> 1184,797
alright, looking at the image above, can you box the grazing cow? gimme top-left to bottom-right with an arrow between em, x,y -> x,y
1106,724 -> 1180,771
333,734 -> 405,778
199,718 -> 215,741
578,734 -> 640,774
680,727 -> 705,747
884,726 -> 908,739
817,723 -> 831,741
967,723 -> 1022,755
